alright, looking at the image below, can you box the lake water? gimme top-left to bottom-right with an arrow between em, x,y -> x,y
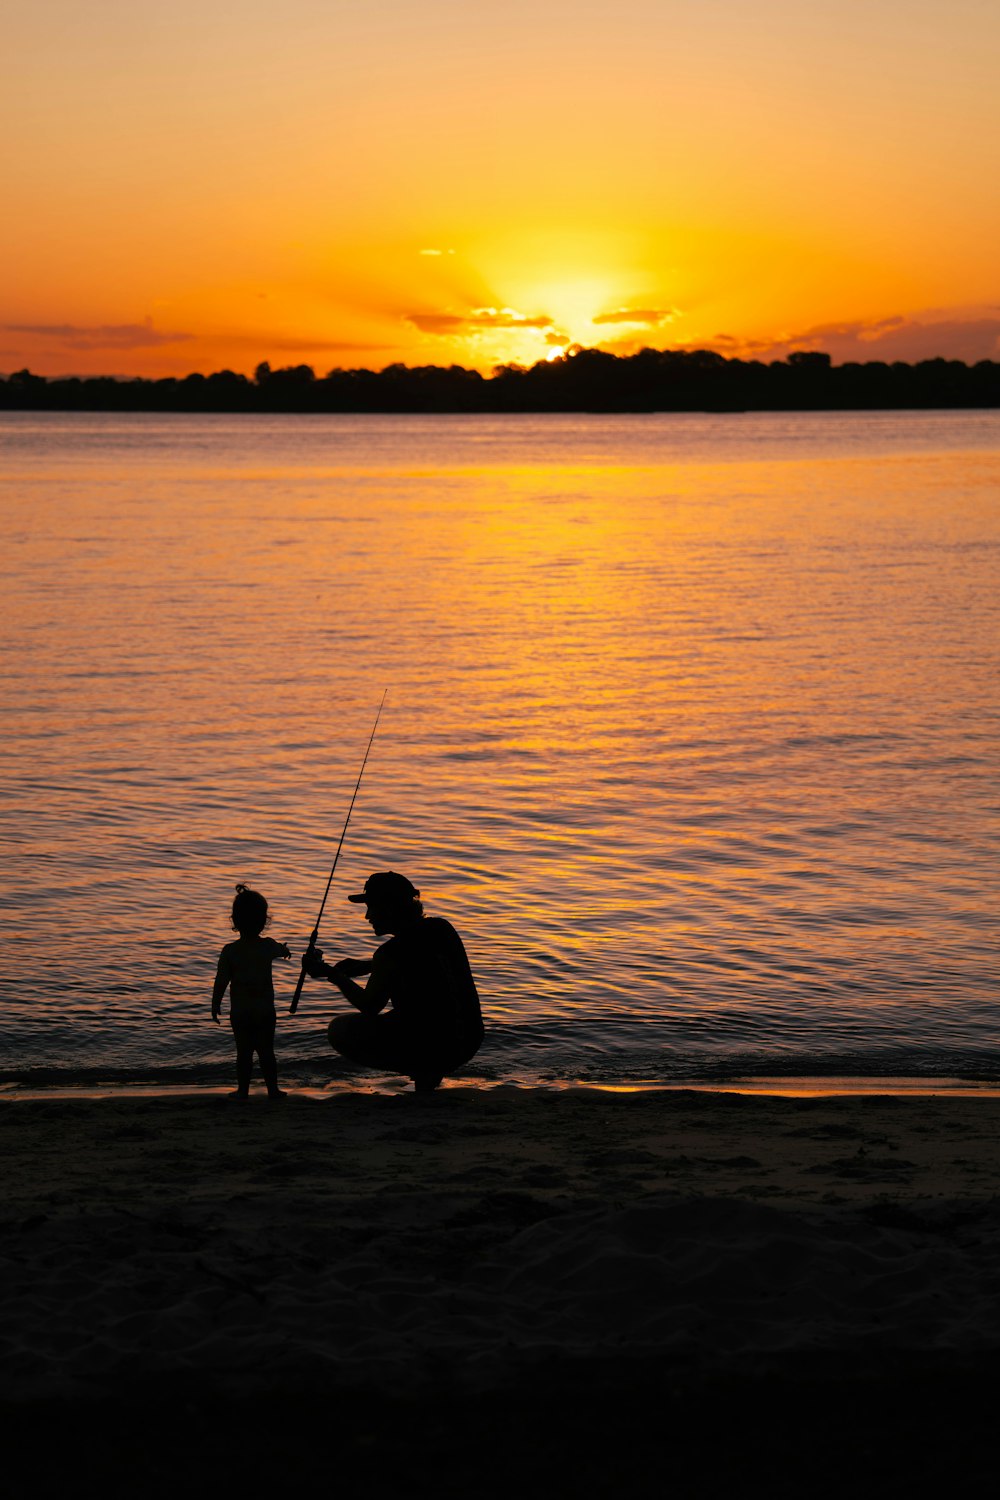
1,410 -> 998,1090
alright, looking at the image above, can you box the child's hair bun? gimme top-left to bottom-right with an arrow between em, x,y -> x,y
231,883 -> 270,934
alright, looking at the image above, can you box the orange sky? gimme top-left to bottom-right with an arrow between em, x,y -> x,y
3,0 -> 999,377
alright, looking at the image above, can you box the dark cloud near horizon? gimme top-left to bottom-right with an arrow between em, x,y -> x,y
700,313 -> 1000,365
5,320 -> 193,351
407,308 -> 555,335
222,334 -> 392,353
4,321 -> 391,362
592,308 -> 678,326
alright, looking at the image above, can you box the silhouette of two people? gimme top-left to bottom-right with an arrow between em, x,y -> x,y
304,871 -> 484,1092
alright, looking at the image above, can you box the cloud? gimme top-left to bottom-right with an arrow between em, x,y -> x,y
218,333 -> 391,354
406,306 -> 555,336
4,318 -> 192,351
1,321 -> 395,380
5,321 -> 392,361
692,311 -> 1000,365
418,248 -> 456,257
406,313 -> 472,333
592,308 -> 679,327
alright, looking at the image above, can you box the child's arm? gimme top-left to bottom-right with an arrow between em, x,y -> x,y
211,950 -> 231,1024
268,939 -> 292,961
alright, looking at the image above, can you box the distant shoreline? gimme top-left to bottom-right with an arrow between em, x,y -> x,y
3,346 -> 999,412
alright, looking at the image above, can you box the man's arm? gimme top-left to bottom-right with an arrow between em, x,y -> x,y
305,949 -> 388,1016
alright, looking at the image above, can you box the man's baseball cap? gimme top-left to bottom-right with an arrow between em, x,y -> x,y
347,871 -> 420,905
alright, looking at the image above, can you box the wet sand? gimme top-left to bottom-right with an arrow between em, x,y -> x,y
3,1086 -> 1000,1494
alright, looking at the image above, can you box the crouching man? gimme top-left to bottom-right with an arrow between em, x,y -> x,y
304,871 -> 484,1093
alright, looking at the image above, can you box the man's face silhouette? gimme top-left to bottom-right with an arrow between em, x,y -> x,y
364,902 -> 391,936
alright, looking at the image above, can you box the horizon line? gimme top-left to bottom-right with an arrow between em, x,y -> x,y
4,346 -> 1000,385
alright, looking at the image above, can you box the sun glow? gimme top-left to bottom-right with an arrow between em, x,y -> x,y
475,233 -> 647,344
529,275 -> 626,341
424,241 -> 661,368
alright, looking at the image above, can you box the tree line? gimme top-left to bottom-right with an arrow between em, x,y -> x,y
2,347 -> 998,412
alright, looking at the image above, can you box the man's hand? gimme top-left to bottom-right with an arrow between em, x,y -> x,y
302,947 -> 328,979
211,1007 -> 221,1025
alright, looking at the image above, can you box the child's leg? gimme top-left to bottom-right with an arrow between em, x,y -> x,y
231,1020 -> 254,1095
257,1019 -> 282,1098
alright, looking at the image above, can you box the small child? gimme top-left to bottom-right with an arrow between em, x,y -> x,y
212,883 -> 291,1099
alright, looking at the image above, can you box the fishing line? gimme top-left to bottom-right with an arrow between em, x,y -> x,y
289,688 -> 387,1014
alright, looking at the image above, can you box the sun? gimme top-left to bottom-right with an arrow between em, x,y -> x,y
476,233 -> 639,340
527,274 -> 622,344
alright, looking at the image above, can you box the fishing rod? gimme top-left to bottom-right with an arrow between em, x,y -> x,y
289,689 -> 387,1015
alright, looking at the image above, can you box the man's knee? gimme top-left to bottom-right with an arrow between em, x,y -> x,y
328,1013 -> 366,1056
327,1015 -> 347,1052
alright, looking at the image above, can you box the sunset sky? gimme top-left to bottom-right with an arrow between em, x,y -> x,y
3,0 -> 999,377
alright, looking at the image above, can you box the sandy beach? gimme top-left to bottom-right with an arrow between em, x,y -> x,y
4,1084 -> 1000,1494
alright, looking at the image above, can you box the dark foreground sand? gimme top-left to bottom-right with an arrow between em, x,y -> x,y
3,1085 -> 1000,1495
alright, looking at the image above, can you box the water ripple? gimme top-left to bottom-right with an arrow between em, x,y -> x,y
1,411 -> 998,1080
